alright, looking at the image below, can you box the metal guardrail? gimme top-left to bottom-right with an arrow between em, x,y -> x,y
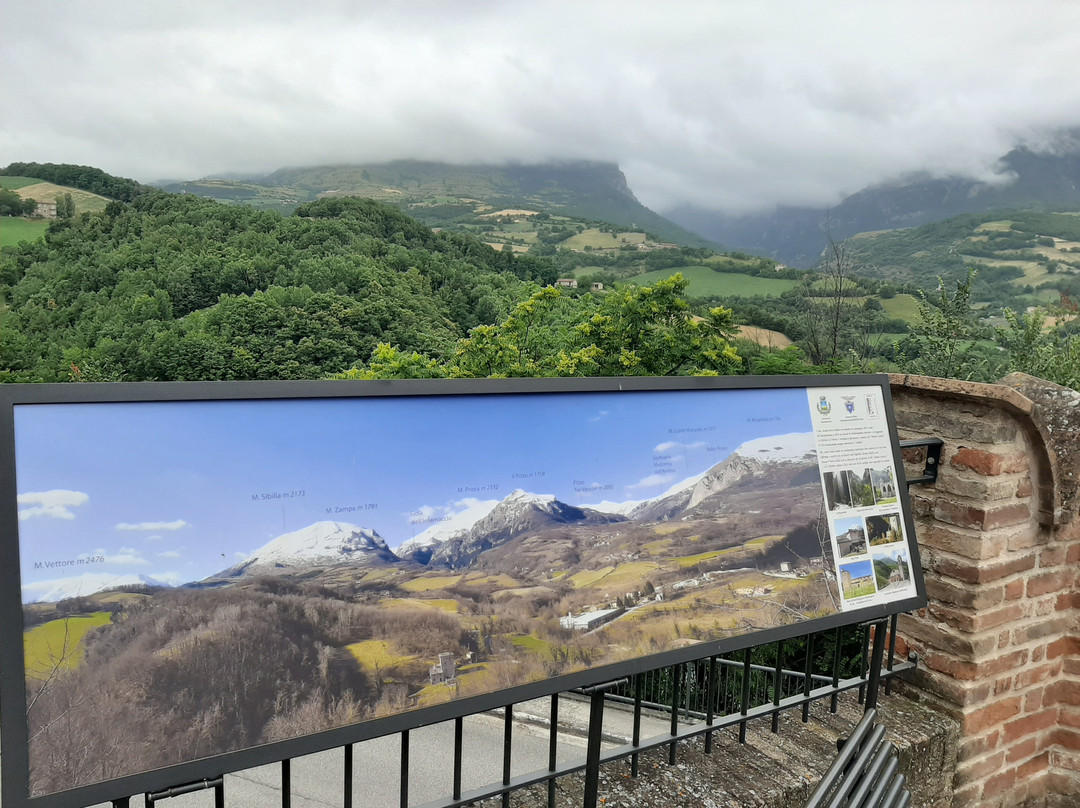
120,615 -> 915,808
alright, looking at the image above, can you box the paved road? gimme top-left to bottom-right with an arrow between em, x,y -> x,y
6,697 -> 679,808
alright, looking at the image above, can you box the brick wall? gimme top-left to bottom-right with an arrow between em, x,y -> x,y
889,373 -> 1080,808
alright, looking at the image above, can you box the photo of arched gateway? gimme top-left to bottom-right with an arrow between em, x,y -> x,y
8,384 -> 868,798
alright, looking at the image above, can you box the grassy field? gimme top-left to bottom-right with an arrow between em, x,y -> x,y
627,266 -> 799,298
378,597 -> 459,613
12,182 -> 110,214
881,294 -> 921,323
24,612 -> 112,679
562,229 -> 647,250
1,217 -> 49,248
1,176 -> 45,190
345,639 -> 415,671
398,574 -> 462,592
568,560 -> 660,590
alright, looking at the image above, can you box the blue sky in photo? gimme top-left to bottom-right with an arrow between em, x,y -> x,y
832,515 -> 864,535
14,387 -> 815,588
840,559 -> 873,579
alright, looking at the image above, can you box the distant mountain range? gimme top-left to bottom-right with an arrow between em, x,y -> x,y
665,140 -> 1080,267
158,160 -> 720,249
23,431 -> 823,603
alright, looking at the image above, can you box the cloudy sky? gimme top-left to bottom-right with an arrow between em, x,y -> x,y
4,1 -> 1080,213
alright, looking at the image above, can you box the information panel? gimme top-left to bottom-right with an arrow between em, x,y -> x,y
0,377 -> 924,806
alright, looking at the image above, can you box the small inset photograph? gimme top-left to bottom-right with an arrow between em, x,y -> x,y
869,467 -> 898,505
823,470 -> 853,511
846,468 -> 875,507
866,512 -> 903,546
872,546 -> 914,596
839,559 -> 877,601
833,515 -> 867,558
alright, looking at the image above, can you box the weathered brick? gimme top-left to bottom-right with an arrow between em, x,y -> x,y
1067,543 -> 1080,563
1013,616 -> 1070,645
966,697 -> 1023,735
985,501 -> 1033,529
1026,687 -> 1046,711
1028,570 -> 1075,597
933,499 -> 1032,530
951,447 -> 1027,476
925,577 -> 1005,609
1046,637 -> 1080,659
1048,680 -> 1080,706
1050,727 -> 1080,751
932,550 -> 1036,584
956,749 -> 1007,785
1017,476 -> 1033,498
960,730 -> 1001,759
1040,545 -> 1068,567
898,612 -> 999,657
1015,663 -> 1056,690
1005,578 -> 1025,600
920,524 -> 1004,560
982,764 -> 1018,799
1007,735 -> 1039,763
1002,708 -> 1057,744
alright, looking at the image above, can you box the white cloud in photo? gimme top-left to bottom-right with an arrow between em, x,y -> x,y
156,550 -> 183,559
626,473 -> 675,492
116,519 -> 188,531
103,549 -> 149,565
144,534 -> 164,542
17,489 -> 89,521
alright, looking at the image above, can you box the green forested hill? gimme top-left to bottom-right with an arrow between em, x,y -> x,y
160,160 -> 721,250
842,209 -> 1080,307
0,193 -> 548,382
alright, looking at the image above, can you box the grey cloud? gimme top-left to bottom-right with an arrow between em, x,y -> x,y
4,1 -> 1080,213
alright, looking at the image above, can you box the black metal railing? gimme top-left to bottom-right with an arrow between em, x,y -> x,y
119,615 -> 914,808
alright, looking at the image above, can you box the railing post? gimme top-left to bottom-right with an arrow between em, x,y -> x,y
580,678 -> 627,808
865,618 -> 889,712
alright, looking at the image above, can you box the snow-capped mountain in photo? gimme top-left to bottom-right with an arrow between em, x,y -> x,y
586,432 -> 819,521
429,489 -> 626,568
23,572 -> 174,604
397,498 -> 500,563
216,520 -> 399,578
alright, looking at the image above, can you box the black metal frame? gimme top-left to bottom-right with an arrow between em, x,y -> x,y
0,375 -> 927,808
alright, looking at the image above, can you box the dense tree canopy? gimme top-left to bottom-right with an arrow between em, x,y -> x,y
0,193 -> 537,381
1,162 -> 152,202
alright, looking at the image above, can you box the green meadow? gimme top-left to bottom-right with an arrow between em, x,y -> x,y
24,612 -> 112,679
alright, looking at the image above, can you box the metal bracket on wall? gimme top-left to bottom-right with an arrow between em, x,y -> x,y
899,437 -> 945,489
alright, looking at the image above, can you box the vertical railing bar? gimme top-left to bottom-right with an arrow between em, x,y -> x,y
858,622 -> 871,705
802,632 -> 816,723
216,780 -> 225,808
548,694 -> 559,808
453,716 -> 464,802
739,647 -> 752,744
885,612 -> 898,696
771,640 -> 784,733
830,626 -> 842,713
503,704 -> 513,808
111,799 -> 130,807
583,688 -> 608,808
669,663 -> 682,765
400,730 -> 410,808
720,659 -> 730,714
704,655 -> 717,754
281,758 -> 291,808
344,744 -> 353,808
631,675 -> 642,777
865,619 -> 888,713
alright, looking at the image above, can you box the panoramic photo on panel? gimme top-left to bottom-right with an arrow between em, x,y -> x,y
13,385 -> 862,794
